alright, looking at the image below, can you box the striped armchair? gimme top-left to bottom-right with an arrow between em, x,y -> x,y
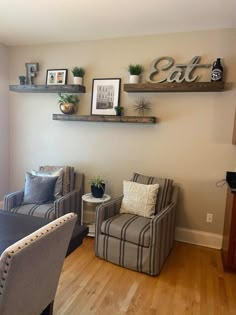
95,173 -> 179,276
3,166 -> 84,223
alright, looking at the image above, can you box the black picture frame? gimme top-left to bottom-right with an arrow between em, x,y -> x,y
46,69 -> 67,85
91,78 -> 121,115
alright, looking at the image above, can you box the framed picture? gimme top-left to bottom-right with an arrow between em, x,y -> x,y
46,69 -> 67,85
91,78 -> 121,115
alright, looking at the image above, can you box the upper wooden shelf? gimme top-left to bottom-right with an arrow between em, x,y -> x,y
123,81 -> 224,93
53,114 -> 157,124
9,84 -> 86,93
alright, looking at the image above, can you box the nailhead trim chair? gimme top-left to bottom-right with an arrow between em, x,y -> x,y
0,213 -> 77,315
95,173 -> 179,276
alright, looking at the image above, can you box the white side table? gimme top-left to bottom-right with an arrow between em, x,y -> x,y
81,193 -> 111,237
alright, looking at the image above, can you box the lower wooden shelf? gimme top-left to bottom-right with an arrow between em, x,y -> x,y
52,114 -> 157,124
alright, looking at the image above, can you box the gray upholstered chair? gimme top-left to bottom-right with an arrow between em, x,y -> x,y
3,166 -> 84,223
95,172 -> 179,276
0,212 -> 77,315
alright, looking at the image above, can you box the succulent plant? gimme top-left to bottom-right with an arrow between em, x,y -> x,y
127,64 -> 144,75
90,175 -> 105,189
71,67 -> 85,77
57,93 -> 79,105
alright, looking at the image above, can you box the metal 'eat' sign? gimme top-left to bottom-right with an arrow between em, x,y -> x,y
146,56 -> 211,83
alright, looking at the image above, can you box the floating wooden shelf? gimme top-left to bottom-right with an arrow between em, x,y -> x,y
123,81 -> 224,93
9,84 -> 86,93
52,114 -> 157,124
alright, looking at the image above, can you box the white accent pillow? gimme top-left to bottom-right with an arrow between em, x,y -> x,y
31,168 -> 64,199
120,180 -> 159,218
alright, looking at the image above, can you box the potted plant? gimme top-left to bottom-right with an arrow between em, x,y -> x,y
114,105 -> 124,116
90,175 -> 105,198
127,64 -> 144,84
71,67 -> 85,85
58,93 -> 79,115
18,75 -> 26,85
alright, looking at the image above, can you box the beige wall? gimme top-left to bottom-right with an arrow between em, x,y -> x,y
0,44 -> 9,200
8,28 -> 236,234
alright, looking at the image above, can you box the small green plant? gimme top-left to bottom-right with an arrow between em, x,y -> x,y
18,75 -> 26,85
71,67 -> 85,77
114,106 -> 124,116
58,93 -> 79,105
127,64 -> 144,75
90,175 -> 105,189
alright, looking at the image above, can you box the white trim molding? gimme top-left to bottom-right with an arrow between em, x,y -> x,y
175,227 -> 223,249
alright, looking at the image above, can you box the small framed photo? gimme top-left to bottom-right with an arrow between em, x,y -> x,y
46,69 -> 67,85
91,78 -> 121,115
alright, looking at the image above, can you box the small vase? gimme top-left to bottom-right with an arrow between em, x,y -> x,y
73,77 -> 83,85
211,58 -> 223,81
129,75 -> 139,84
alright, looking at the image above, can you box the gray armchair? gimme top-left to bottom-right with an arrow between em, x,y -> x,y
95,173 -> 179,276
0,212 -> 77,315
3,166 -> 84,223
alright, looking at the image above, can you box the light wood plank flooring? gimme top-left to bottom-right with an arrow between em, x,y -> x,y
54,238 -> 236,315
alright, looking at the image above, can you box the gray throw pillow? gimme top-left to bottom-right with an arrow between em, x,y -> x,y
31,168 -> 63,199
23,172 -> 58,205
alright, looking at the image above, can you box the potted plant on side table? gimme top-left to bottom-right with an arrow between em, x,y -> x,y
90,175 -> 105,198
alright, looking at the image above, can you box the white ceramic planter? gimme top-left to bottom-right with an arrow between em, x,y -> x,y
129,75 -> 139,84
73,76 -> 83,85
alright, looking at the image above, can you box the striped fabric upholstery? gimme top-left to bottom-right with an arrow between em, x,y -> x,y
3,170 -> 84,223
97,234 -> 151,273
95,179 -> 179,276
149,202 -> 176,275
131,173 -> 173,213
4,189 -> 82,221
3,190 -> 24,211
9,203 -> 55,219
55,189 -> 82,223
39,166 -> 74,195
101,213 -> 151,247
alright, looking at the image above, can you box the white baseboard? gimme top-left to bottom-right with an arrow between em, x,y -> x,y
175,227 -> 223,249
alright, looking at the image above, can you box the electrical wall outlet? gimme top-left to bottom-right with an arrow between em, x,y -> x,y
206,213 -> 213,223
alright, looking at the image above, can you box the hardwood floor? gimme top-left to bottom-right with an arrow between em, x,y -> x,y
54,238 -> 236,315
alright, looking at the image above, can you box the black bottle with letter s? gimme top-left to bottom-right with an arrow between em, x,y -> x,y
211,58 -> 223,81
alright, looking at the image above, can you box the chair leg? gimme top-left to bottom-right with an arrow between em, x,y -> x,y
41,301 -> 54,315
